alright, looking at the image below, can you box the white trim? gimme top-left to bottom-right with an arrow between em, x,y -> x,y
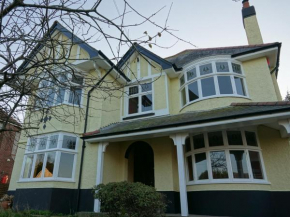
278,119 -> 290,138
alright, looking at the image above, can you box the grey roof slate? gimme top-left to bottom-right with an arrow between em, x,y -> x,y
83,104 -> 290,139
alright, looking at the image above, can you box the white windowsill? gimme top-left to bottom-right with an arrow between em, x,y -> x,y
18,179 -> 75,183
187,180 -> 271,186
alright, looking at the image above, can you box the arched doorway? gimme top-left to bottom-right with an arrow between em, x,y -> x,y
125,141 -> 155,187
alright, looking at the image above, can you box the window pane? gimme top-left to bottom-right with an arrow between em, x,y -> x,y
200,63 -> 213,75
188,81 -> 199,102
141,83 -> 152,92
208,131 -> 224,147
210,151 -> 228,179
187,68 -> 197,81
249,151 -> 264,179
142,94 -> 152,112
47,89 -> 55,106
22,155 -> 33,178
230,150 -> 249,179
232,63 -> 242,74
227,131 -> 243,146
216,62 -> 230,72
218,76 -> 233,94
201,77 -> 216,97
71,75 -> 83,85
193,134 -> 205,150
235,77 -> 246,96
129,97 -> 139,114
180,75 -> 185,86
48,135 -> 59,149
56,87 -> 65,104
58,153 -> 74,178
44,152 -> 56,178
28,138 -> 37,152
69,88 -> 82,106
195,153 -> 208,180
245,131 -> 258,147
129,86 -> 138,95
187,156 -> 194,181
62,135 -> 76,150
38,137 -> 47,150
181,88 -> 186,106
185,137 -> 191,152
33,154 -> 44,178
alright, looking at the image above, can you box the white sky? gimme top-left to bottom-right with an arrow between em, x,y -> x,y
93,0 -> 290,98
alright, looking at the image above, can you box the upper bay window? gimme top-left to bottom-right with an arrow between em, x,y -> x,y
185,129 -> 267,184
36,73 -> 83,108
20,132 -> 78,182
180,60 -> 247,107
126,82 -> 153,115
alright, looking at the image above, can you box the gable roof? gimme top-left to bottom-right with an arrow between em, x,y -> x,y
83,102 -> 290,139
165,42 -> 281,68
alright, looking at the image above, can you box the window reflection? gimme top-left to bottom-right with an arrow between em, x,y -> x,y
195,153 -> 208,180
230,150 -> 249,179
33,154 -> 44,178
58,153 -> 74,178
210,151 -> 228,179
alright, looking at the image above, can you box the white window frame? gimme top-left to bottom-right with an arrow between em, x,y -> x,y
179,59 -> 250,109
184,128 -> 269,185
19,132 -> 79,182
124,80 -> 154,117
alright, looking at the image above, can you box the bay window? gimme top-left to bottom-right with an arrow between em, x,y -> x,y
20,132 -> 78,181
180,60 -> 248,107
185,129 -> 267,184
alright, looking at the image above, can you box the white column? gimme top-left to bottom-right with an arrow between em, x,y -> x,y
94,142 -> 109,213
170,133 -> 189,217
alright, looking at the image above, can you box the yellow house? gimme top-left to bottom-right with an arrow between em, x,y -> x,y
8,0 -> 290,216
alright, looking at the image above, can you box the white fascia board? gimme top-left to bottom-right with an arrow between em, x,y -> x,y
85,111 -> 290,143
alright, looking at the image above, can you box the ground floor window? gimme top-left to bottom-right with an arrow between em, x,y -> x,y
20,132 -> 78,182
185,129 -> 267,184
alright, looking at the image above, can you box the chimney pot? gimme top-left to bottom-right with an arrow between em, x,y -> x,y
243,0 -> 250,8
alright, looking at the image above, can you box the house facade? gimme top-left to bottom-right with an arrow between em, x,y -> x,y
8,1 -> 290,216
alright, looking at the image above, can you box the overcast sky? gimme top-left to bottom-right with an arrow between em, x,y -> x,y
95,0 -> 289,98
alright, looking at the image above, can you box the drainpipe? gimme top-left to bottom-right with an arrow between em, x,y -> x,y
76,65 -> 114,212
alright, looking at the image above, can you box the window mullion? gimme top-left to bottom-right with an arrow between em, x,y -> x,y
42,153 -> 48,179
54,151 -> 61,179
245,150 -> 253,180
214,75 -> 220,95
193,154 -> 197,183
207,151 -> 213,181
30,154 -> 37,179
231,75 -> 237,95
225,150 -> 233,180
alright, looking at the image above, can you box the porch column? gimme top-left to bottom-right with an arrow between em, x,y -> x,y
94,142 -> 109,213
170,133 -> 189,217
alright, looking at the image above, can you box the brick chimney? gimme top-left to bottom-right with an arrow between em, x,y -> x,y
242,0 -> 263,45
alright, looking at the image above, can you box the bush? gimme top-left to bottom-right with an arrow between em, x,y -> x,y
93,182 -> 166,217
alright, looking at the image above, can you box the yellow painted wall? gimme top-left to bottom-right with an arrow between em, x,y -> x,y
271,71 -> 282,101
244,15 -> 263,45
153,75 -> 167,111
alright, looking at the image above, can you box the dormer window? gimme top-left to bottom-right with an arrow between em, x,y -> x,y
180,60 -> 248,107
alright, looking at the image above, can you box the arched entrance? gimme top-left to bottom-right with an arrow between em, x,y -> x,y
125,141 -> 155,187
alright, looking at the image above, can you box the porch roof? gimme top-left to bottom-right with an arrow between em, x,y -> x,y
83,102 -> 290,140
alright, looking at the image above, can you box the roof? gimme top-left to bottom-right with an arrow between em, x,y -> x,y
165,42 -> 280,68
0,109 -> 21,127
83,101 -> 290,139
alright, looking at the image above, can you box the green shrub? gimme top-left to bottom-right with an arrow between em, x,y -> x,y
93,182 -> 166,217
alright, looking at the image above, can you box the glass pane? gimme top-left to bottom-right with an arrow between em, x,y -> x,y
181,88 -> 186,106
129,86 -> 138,95
142,94 -> 152,112
187,68 -> 197,81
235,77 -> 246,96
71,75 -> 83,85
227,131 -> 243,146
218,76 -> 233,94
230,150 -> 249,179
201,77 -> 216,97
58,153 -> 74,178
185,137 -> 191,152
44,152 -> 56,178
210,151 -> 228,179
193,134 -> 205,150
47,89 -> 55,106
62,135 -> 76,150
216,62 -> 230,72
38,137 -> 47,150
28,138 -> 37,152
129,97 -> 139,114
141,83 -> 152,92
69,88 -> 82,106
208,131 -> 224,147
195,153 -> 208,180
245,131 -> 258,147
200,63 -> 213,76
187,156 -> 194,181
188,81 -> 199,102
56,87 -> 65,104
180,75 -> 185,86
33,154 -> 44,178
48,135 -> 59,149
232,63 -> 242,74
22,155 -> 34,178
249,151 -> 264,179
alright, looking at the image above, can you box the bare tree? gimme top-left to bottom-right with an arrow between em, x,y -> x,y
285,91 -> 290,101
0,0 -> 193,138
